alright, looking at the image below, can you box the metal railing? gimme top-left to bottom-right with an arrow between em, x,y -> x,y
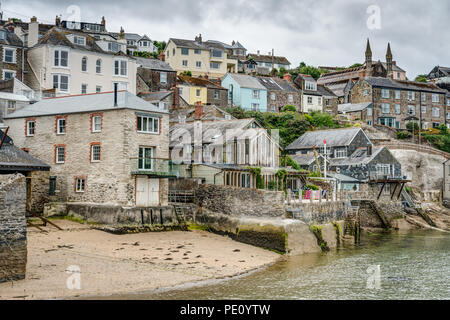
130,158 -> 180,177
169,190 -> 195,203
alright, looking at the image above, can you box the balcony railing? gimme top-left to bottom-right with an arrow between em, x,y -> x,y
130,158 -> 180,177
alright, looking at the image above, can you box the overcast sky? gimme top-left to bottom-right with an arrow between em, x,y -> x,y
2,0 -> 449,78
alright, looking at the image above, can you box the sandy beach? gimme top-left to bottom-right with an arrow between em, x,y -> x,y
0,220 -> 280,300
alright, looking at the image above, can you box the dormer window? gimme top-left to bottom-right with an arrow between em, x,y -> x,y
305,81 -> 316,91
74,35 -> 86,46
108,42 -> 121,53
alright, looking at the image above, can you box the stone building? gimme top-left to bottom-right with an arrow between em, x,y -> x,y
169,102 -> 234,125
350,77 -> 448,129
257,75 -> 301,112
293,74 -> 325,113
246,52 -> 291,75
0,27 -> 26,82
4,90 -> 172,208
318,85 -> 339,115
135,57 -> 177,93
138,89 -> 189,113
318,40 -> 407,100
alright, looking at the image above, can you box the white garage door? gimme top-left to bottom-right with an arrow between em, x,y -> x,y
136,177 -> 160,207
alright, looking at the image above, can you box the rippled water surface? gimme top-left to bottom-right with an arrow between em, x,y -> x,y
111,231 -> 450,300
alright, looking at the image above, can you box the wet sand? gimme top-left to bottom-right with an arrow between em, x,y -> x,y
0,220 -> 280,300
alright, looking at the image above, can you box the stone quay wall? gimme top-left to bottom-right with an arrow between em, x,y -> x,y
0,174 -> 27,283
286,201 -> 347,224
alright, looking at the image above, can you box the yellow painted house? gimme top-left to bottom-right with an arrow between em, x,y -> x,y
177,75 -> 208,105
164,35 -> 238,79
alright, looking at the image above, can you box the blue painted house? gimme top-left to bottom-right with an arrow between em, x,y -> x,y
221,73 -> 267,111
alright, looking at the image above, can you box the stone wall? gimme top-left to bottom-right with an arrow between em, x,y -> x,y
136,68 -> 177,93
286,201 -> 346,224
356,200 -> 404,228
206,88 -> 228,108
27,170 -> 50,214
0,174 -> 27,283
195,184 -> 285,218
266,90 -> 301,113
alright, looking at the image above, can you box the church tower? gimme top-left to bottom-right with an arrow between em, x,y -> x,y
365,39 -> 372,70
386,42 -> 393,78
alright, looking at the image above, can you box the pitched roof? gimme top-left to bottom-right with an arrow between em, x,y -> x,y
138,91 -> 172,102
0,27 -> 23,46
317,85 -> 337,97
257,77 -> 297,92
286,128 -> 368,150
170,105 -> 234,123
0,131 -> 50,171
363,77 -> 447,94
224,73 -> 266,90
338,102 -> 372,113
178,75 -> 226,89
4,91 -> 166,119
248,54 -> 290,65
169,38 -> 233,51
135,57 -> 174,72
231,41 -> 246,49
330,146 -> 387,166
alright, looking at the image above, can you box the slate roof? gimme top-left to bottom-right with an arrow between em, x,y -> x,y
4,91 -> 166,119
330,146 -> 386,166
286,128 -> 368,151
0,92 -> 30,102
324,82 -> 349,97
257,77 -> 297,92
225,73 -> 266,90
328,173 -> 360,182
317,85 -> 337,97
170,105 -> 234,123
248,54 -> 290,65
0,27 -> 23,47
138,91 -> 172,102
338,102 -> 372,113
363,77 -> 447,94
169,38 -> 234,51
231,41 -> 246,49
135,57 -> 174,72
178,75 -> 226,89
0,131 -> 50,172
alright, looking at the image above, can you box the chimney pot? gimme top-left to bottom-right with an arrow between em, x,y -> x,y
30,16 -> 37,23
283,73 -> 292,82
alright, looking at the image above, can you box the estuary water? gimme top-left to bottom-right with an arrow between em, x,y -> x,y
115,231 -> 450,300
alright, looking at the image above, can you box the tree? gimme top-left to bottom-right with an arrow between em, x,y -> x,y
153,40 -> 167,54
349,63 -> 363,68
414,74 -> 428,83
133,51 -> 157,59
181,71 -> 192,77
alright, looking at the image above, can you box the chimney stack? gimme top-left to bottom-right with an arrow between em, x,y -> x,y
283,73 -> 292,82
101,16 -> 106,27
158,52 -> 165,61
55,15 -> 61,27
171,85 -> 180,110
28,16 -> 39,47
114,83 -> 118,107
194,101 -> 203,120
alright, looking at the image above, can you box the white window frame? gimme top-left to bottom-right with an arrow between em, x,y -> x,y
195,61 -> 201,68
26,120 -> 35,137
270,93 -> 276,101
408,105 -> 415,115
96,59 -> 102,74
395,90 -> 401,100
137,115 -> 159,134
114,59 -> 128,77
381,89 -> 390,99
421,92 -> 427,102
408,91 -> 415,101
160,72 -> 167,84
81,84 -> 87,94
53,74 -> 70,92
395,104 -> 401,114
432,107 -> 440,118
367,107 -> 373,116
182,60 -> 188,67
432,94 -> 440,103
3,47 -> 16,64
307,96 -> 313,104
74,35 -> 86,46
7,100 -> 16,110
421,106 -> 427,114
334,147 -> 347,159
57,118 -> 66,135
56,146 -> 65,164
91,145 -> 101,162
75,178 -> 85,193
138,147 -> 154,171
382,103 -> 390,114
252,90 -> 260,99
288,94 -> 293,103
54,49 -> 69,68
92,115 -> 102,132
210,62 -> 220,69
2,70 -> 16,81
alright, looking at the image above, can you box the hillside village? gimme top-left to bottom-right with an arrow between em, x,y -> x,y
1,10 -> 450,296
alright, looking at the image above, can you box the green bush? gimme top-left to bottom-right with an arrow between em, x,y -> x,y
281,105 -> 296,112
439,124 -> 448,135
280,155 -> 300,170
406,122 -> 419,131
305,184 -> 319,191
397,130 -> 412,139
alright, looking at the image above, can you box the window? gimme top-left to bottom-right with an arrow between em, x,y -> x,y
408,105 -> 415,115
137,115 -> 159,134
96,86 -> 102,93
367,107 -> 373,116
408,91 -> 415,101
288,95 -> 293,103
160,72 -> 167,84
305,82 -> 316,91
194,49 -> 201,54
181,48 -> 189,55
421,106 -> 426,114
251,103 -> 259,111
432,107 -> 440,118
382,103 -> 390,114
367,120 -> 373,126
271,106 -> 276,112
381,89 -> 390,98
55,146 -> 65,164
196,61 -> 201,68
0,31 -> 6,40
92,115 -> 102,132
395,90 -> 401,99
108,42 -> 121,53
447,112 -> 450,120
49,177 -> 57,196
252,90 -> 260,99
114,60 -> 127,76
364,89 -> 370,96
3,48 -> 15,63
54,49 -> 69,67
318,97 -> 322,104
211,49 -> 223,58
395,104 -> 401,114
307,96 -> 313,104
395,121 -> 401,129
96,59 -> 102,73
334,147 -> 347,158
74,36 -> 85,45
138,147 -> 153,170
421,93 -> 427,102
75,177 -> 85,193
172,48 -> 175,56
26,120 -> 35,136
57,117 -> 66,135
214,89 -> 219,99
376,164 -> 391,176
196,89 -> 201,97
53,74 -> 69,92
91,144 -> 101,162
432,94 -> 440,103
447,99 -> 450,107
210,62 -> 220,69
81,84 -> 87,94
182,60 -> 188,67
7,101 -> 16,110
325,99 -> 330,106
3,70 -> 15,80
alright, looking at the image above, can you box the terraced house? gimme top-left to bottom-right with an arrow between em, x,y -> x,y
257,74 -> 301,112
221,73 -> 267,111
349,77 -> 448,129
0,27 -> 25,82
177,75 -> 228,108
164,35 -> 238,79
3,90 -> 172,209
